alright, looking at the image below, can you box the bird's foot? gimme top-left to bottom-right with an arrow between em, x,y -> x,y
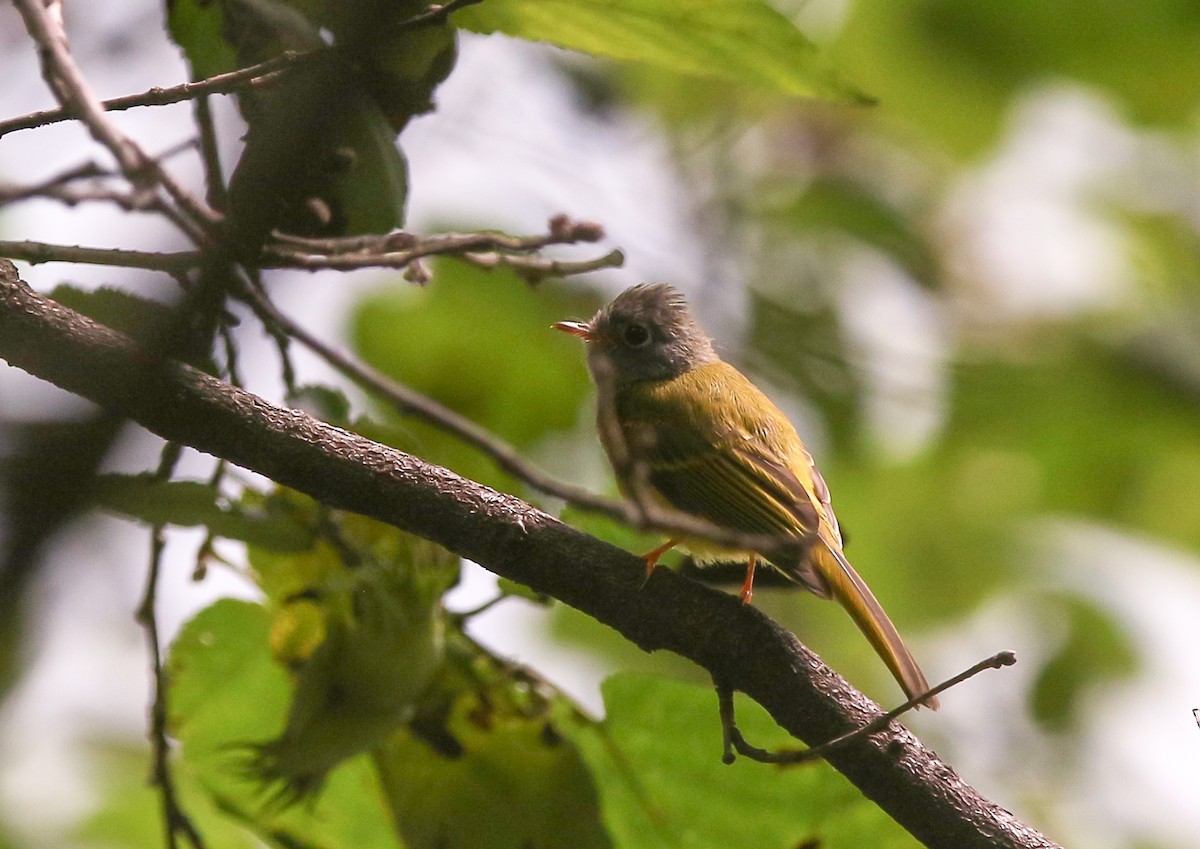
640,539 -> 678,586
737,557 -> 758,605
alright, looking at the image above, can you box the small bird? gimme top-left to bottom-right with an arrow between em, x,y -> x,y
554,284 -> 936,707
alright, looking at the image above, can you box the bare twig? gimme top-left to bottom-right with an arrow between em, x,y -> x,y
0,217 -> 617,278
0,48 -> 326,139
718,651 -> 1018,765
0,141 -> 203,224
262,216 -> 610,270
191,95 -> 228,213
0,239 -> 201,272
14,0 -> 151,183
1,178 -> 142,211
0,162 -> 114,206
459,248 -> 625,283
12,0 -> 219,241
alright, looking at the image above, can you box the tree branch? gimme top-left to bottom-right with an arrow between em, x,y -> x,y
0,261 -> 1061,849
12,0 -> 219,240
0,49 -> 325,139
0,240 -> 201,272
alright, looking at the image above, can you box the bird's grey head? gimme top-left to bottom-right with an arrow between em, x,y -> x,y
555,284 -> 718,384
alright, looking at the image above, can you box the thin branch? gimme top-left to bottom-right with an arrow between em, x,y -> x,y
459,248 -> 625,283
12,0 -> 219,241
1,179 -> 144,211
0,161 -> 107,203
0,147 -> 194,209
0,141 -> 197,209
268,215 -> 605,255
0,219 -> 617,278
0,239 -> 201,272
136,442 -> 207,849
14,0 -> 151,183
261,215 -> 611,270
191,94 -> 228,213
718,651 -> 1018,765
0,262 -> 1063,849
0,49 -> 326,139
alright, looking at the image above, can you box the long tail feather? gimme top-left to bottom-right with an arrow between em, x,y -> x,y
811,539 -> 938,709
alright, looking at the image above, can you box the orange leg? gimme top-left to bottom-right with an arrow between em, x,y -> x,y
640,539 -> 678,582
738,556 -> 758,605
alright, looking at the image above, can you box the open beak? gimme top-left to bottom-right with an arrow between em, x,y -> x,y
552,320 -> 592,340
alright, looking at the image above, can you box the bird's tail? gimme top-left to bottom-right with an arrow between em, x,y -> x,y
810,540 -> 938,709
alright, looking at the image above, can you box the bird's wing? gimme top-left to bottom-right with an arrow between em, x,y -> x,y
622,365 -> 937,706
619,363 -> 821,541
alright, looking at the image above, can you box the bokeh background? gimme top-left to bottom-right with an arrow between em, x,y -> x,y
3,2 -> 1200,848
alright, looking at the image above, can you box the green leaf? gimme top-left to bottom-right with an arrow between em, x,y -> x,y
746,289 -> 862,453
329,100 -> 410,234
457,0 -> 868,102
945,336 -> 1200,550
375,692 -> 610,849
568,672 -> 919,849
169,600 -> 290,747
50,285 -> 174,337
251,574 -> 446,801
93,474 -> 314,551
170,0 -> 419,238
245,491 -> 460,605
167,599 -> 403,849
232,493 -> 460,799
166,0 -> 239,79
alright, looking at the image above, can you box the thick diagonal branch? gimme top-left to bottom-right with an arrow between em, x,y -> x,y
0,261 -> 1059,849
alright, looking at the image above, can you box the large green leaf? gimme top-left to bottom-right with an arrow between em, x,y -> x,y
569,672 -> 919,849
169,598 -> 612,849
457,0 -> 868,102
168,599 -> 404,849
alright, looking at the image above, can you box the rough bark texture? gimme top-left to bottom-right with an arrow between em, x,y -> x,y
0,260 -> 1059,849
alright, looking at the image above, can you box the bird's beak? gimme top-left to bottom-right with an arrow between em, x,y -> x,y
552,320 -> 592,341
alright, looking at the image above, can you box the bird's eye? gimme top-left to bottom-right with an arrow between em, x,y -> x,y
623,323 -> 651,347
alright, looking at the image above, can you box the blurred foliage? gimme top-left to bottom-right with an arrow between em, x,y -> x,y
832,0 -> 1200,156
350,264 -> 602,494
1030,594 -> 1138,731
